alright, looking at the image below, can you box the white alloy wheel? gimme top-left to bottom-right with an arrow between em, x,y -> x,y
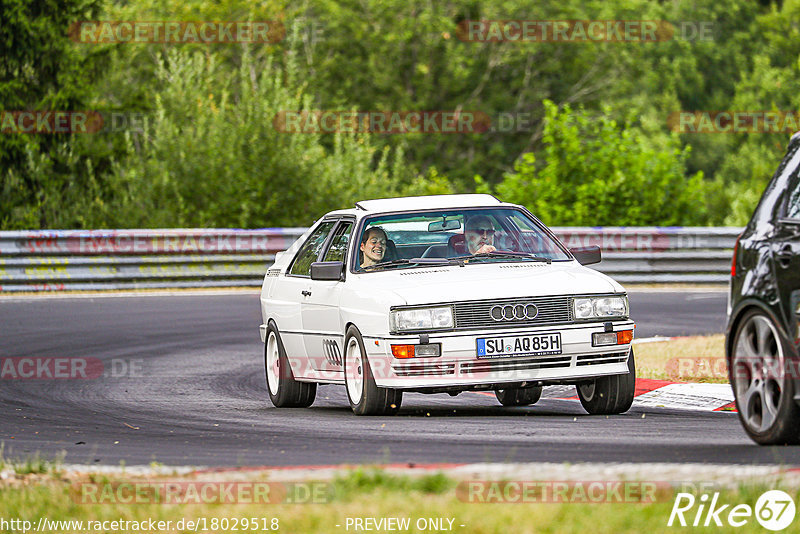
576,348 -> 636,415
343,326 -> 402,415
264,322 -> 316,408
266,331 -> 281,396
577,381 -> 596,402
345,337 -> 365,405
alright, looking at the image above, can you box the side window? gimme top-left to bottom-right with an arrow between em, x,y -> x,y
507,213 -> 564,258
788,178 -> 800,219
322,222 -> 353,262
289,221 -> 336,276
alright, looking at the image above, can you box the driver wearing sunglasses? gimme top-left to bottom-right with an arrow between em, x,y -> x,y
464,215 -> 497,254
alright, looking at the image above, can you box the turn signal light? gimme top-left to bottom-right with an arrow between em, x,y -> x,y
391,345 -> 415,358
592,330 -> 634,346
616,330 -> 634,344
390,344 -> 442,358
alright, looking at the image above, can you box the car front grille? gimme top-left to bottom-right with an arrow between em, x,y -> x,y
460,351 -> 628,375
453,296 -> 572,331
393,362 -> 456,376
576,352 -> 629,366
460,355 -> 573,374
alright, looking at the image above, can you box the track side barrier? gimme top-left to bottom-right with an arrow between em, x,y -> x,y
0,227 -> 741,291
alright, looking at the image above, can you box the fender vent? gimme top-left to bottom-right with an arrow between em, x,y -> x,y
323,339 -> 342,366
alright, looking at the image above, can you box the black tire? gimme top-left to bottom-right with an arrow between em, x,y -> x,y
576,348 -> 636,415
495,386 -> 543,406
265,322 -> 316,408
344,325 -> 402,416
730,309 -> 800,445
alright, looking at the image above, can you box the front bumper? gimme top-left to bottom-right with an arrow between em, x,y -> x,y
365,320 -> 635,389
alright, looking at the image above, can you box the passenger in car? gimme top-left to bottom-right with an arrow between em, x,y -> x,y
464,215 -> 497,254
360,226 -> 388,268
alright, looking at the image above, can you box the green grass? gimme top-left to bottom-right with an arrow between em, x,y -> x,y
13,453 -> 63,475
635,334 -> 728,383
1,468 -> 796,533
332,468 -> 455,499
0,446 -> 63,476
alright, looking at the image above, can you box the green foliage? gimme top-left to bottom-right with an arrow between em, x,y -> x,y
2,0 -> 798,229
495,101 -> 707,226
332,468 -> 454,500
0,448 -> 64,476
89,49 -> 414,227
0,0 -> 110,229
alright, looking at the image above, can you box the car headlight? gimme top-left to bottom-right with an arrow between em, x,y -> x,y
572,296 -> 628,319
390,306 -> 454,332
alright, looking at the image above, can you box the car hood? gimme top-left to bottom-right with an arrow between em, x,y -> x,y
356,261 -> 622,305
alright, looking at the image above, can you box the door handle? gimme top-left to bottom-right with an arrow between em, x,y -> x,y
301,290 -> 312,297
777,244 -> 793,268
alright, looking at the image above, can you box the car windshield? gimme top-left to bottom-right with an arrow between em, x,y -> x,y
354,208 -> 570,271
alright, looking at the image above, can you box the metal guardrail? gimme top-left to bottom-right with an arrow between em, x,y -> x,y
0,227 -> 742,291
553,227 -> 741,284
0,229 -> 305,292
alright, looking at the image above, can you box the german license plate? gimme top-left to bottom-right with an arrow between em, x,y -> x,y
476,333 -> 562,359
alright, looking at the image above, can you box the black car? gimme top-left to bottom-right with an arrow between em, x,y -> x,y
727,133 -> 800,445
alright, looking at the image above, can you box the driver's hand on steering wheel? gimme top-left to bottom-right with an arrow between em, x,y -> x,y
474,244 -> 497,254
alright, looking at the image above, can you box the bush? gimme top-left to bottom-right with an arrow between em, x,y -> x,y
495,100 -> 708,226
97,48 -> 417,228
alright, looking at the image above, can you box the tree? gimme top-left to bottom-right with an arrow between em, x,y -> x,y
494,100 -> 708,226
0,0 -> 108,229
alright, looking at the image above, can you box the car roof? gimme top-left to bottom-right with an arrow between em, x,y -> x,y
354,194 -> 505,213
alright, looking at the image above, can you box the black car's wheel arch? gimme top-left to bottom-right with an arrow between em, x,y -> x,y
726,299 -> 793,362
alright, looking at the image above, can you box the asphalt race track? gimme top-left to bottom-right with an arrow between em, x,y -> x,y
2,289 -> 798,468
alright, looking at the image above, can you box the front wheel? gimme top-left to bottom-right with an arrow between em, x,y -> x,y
730,310 -> 800,445
265,323 -> 316,408
344,326 -> 402,415
576,348 -> 636,415
495,386 -> 542,406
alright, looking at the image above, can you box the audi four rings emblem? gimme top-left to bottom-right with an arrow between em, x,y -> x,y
490,303 -> 539,321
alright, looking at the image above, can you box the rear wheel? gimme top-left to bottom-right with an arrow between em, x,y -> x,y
495,386 -> 542,406
730,310 -> 800,445
577,348 -> 636,415
265,323 -> 316,408
344,326 -> 402,415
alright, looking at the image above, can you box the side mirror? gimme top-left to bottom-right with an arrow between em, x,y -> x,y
310,261 -> 344,281
570,246 -> 601,266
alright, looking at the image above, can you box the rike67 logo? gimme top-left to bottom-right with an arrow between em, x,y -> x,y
668,490 -> 796,531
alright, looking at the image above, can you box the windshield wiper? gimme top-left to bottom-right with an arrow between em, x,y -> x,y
363,257 -> 457,271
454,251 -> 552,264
